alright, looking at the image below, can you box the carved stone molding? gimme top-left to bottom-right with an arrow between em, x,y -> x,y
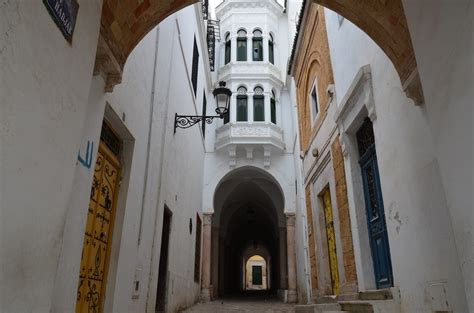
93,34 -> 123,93
203,213 -> 213,225
285,213 -> 296,227
216,123 -> 285,152
402,68 -> 424,105
228,146 -> 236,168
263,146 -> 271,168
339,132 -> 350,158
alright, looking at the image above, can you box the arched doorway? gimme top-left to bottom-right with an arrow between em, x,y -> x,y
244,255 -> 268,291
206,166 -> 296,301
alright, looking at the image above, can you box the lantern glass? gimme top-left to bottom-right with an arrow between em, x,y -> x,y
213,81 -> 232,117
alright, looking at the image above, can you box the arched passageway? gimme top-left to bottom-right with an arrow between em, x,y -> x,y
96,0 -> 422,103
244,255 -> 268,291
207,167 -> 294,300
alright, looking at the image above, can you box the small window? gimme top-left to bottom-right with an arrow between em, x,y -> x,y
252,29 -> 263,61
224,33 -> 231,64
270,90 -> 276,124
237,86 -> 248,121
201,91 -> 207,136
194,213 -> 202,283
269,33 -> 274,64
253,86 -> 264,122
237,29 -> 247,61
310,83 -> 319,121
191,36 -> 199,96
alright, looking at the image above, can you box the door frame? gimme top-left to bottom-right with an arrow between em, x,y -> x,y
357,131 -> 393,289
334,65 -> 381,290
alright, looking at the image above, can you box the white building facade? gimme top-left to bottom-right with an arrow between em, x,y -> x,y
1,4 -> 216,313
200,0 -> 303,303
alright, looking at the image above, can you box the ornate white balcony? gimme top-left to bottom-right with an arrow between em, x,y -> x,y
218,62 -> 283,84
215,122 -> 285,151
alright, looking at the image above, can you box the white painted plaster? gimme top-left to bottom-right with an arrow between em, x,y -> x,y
325,8 -> 469,312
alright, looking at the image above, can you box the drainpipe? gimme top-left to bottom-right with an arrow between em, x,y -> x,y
138,26 -> 161,245
145,23 -> 177,311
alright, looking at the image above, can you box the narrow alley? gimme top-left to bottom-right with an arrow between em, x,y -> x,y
0,0 -> 472,313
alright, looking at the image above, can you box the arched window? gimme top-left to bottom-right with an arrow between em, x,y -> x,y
224,33 -> 231,64
271,90 -> 276,124
237,29 -> 247,61
253,86 -> 264,121
236,86 -> 248,121
252,29 -> 263,61
269,33 -> 274,64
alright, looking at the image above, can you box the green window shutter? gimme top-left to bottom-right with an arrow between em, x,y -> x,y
253,96 -> 264,121
271,98 -> 276,124
269,41 -> 274,64
237,38 -> 247,61
225,40 -> 231,64
237,96 -> 248,121
253,38 -> 263,61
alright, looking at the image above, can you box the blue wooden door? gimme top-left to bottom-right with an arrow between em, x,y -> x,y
357,119 -> 393,289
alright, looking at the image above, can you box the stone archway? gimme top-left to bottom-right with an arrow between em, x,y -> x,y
201,166 -> 298,302
312,0 -> 423,104
95,0 -> 422,103
94,0 -> 199,91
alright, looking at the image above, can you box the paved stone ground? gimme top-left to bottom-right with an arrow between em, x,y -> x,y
180,297 -> 295,313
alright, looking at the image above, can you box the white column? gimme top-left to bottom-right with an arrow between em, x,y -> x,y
264,92 -> 271,123
263,35 -> 269,63
248,92 -> 254,122
230,94 -> 237,123
286,213 -> 298,303
231,35 -> 237,63
247,36 -> 252,62
201,213 -> 213,301
279,227 -> 288,289
276,99 -> 281,125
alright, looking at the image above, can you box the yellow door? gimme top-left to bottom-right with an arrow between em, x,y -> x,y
322,188 -> 340,295
76,142 -> 121,313
305,186 -> 318,294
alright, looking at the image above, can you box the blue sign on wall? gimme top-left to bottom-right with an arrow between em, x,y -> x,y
43,0 -> 79,43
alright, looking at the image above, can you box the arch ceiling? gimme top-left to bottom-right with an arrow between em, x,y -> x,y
95,0 -> 422,104
94,0 -> 200,91
313,0 -> 424,104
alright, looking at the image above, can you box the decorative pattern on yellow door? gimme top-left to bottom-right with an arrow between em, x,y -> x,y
76,142 -> 121,313
322,188 -> 340,295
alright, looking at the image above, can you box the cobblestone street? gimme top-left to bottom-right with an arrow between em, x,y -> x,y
181,298 -> 295,313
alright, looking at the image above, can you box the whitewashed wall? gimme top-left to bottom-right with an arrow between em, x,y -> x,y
401,1 -> 473,311
325,8 -> 469,313
288,77 -> 312,304
0,1 -> 102,312
0,2 -> 211,313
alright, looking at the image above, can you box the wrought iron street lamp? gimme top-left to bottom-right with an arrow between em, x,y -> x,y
174,81 -> 232,133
